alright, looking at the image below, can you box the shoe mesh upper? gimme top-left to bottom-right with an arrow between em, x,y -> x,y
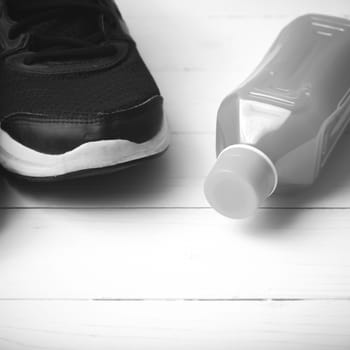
0,48 -> 160,119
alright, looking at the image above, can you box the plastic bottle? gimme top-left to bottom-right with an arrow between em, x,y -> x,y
205,14 -> 350,219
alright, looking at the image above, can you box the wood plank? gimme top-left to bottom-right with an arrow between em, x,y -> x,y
1,208 -> 350,299
156,72 -> 244,133
0,301 -> 350,349
118,7 -> 350,75
117,0 -> 350,17
157,72 -> 227,134
2,133 -> 350,209
129,18 -> 284,72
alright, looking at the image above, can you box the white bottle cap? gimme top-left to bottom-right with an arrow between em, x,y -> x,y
204,145 -> 278,219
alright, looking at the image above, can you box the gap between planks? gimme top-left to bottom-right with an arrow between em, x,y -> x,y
2,298 -> 350,302
0,207 -> 350,210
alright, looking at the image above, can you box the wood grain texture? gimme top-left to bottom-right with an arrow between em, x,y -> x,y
1,209 -> 350,300
1,301 -> 350,350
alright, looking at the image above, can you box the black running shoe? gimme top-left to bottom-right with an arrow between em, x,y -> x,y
0,0 -> 169,180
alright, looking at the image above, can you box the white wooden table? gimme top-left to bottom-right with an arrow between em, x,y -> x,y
1,1 -> 350,349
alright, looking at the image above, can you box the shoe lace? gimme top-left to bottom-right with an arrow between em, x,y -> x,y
8,0 -> 123,65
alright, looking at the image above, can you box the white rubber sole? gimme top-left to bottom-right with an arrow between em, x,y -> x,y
0,120 -> 170,178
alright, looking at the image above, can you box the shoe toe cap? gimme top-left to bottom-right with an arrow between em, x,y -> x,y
1,96 -> 164,155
